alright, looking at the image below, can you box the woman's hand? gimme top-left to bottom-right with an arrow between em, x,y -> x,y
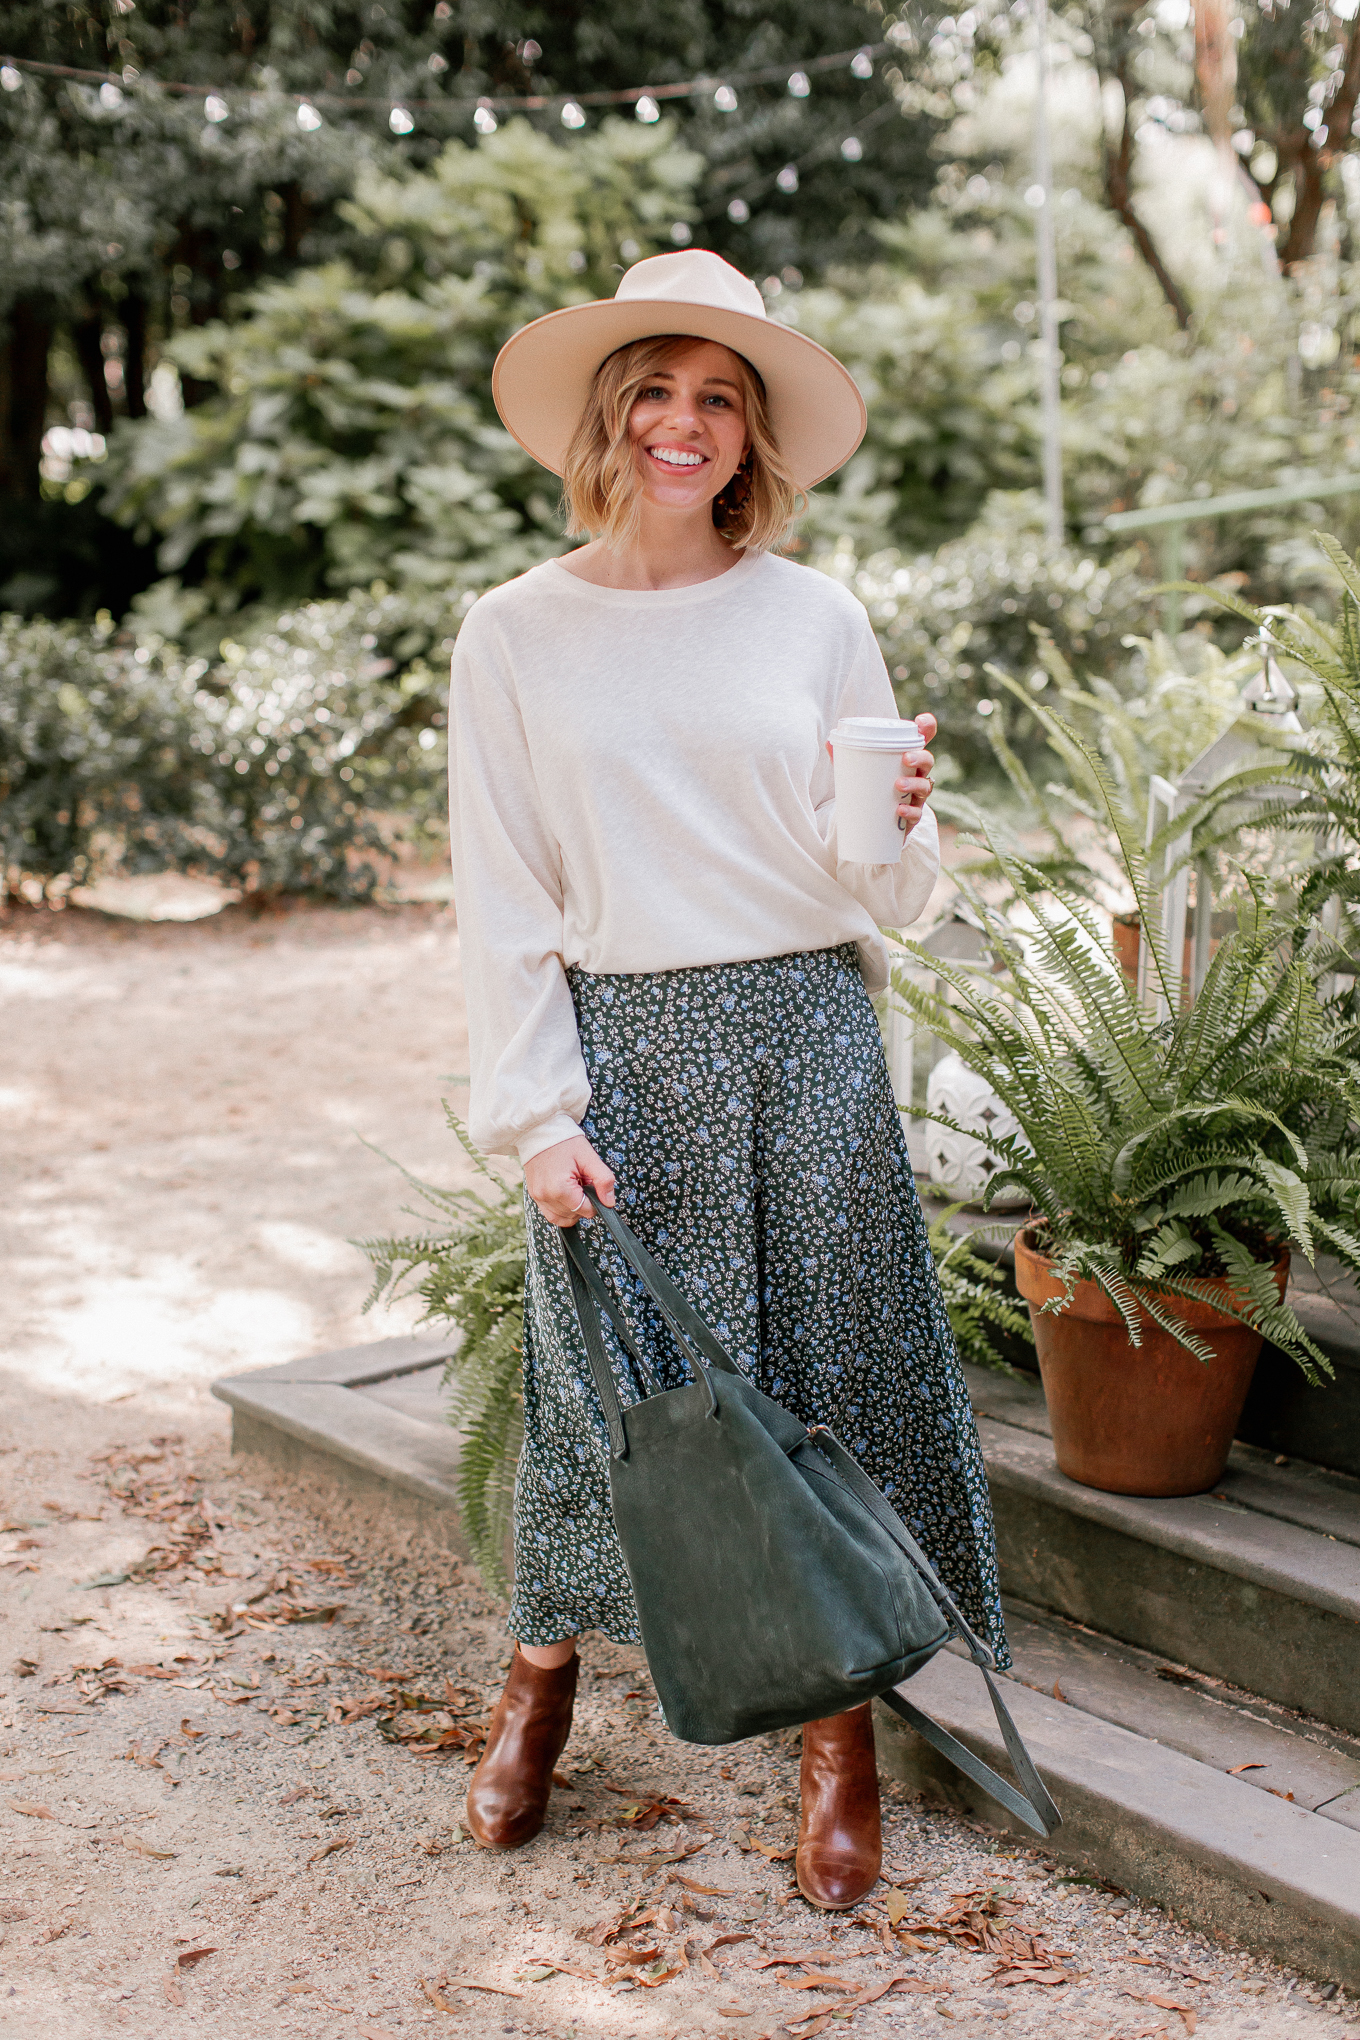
523,1135 -> 616,1229
897,709 -> 936,837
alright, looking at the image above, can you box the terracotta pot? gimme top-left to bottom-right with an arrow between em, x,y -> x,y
1013,1229 -> 1290,1497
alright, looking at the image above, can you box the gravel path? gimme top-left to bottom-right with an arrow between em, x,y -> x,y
2,901 -> 1355,2040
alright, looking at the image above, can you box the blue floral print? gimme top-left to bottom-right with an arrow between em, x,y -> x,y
509,943 -> 1010,1672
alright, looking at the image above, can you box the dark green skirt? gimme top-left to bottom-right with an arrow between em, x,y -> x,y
510,943 -> 1010,1671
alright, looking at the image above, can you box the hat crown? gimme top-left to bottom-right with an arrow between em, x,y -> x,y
613,249 -> 767,322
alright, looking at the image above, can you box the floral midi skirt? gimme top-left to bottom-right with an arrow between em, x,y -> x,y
509,943 -> 1010,1671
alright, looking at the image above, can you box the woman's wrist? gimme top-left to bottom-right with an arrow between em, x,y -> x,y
516,1114 -> 586,1167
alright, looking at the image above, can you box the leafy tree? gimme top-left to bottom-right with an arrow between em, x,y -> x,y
100,117 -> 703,628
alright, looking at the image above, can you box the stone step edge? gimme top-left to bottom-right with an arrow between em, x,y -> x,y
976,1415 -> 1360,1625
874,1650 -> 1360,1992
212,1358 -> 467,1541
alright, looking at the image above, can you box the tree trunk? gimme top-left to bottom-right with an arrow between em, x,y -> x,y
71,298 -> 115,436
280,181 -> 311,262
0,301 -> 54,501
1279,139 -> 1327,268
1104,72 -> 1193,330
123,291 -> 148,419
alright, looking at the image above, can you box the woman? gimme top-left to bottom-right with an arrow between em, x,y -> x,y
448,250 -> 1007,1910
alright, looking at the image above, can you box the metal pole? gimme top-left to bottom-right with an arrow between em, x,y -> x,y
1034,0 -> 1063,545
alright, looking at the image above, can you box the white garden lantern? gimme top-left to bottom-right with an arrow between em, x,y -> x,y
924,1050 -> 1028,1206
882,914 -> 1030,1206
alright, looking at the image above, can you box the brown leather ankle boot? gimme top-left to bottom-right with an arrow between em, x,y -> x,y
465,1647 -> 578,1850
796,1702 -> 882,1910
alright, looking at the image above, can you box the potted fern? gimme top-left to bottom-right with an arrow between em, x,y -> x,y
893,707 -> 1360,1498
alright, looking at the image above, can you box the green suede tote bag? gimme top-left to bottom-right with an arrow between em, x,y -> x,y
560,1194 -> 1060,1838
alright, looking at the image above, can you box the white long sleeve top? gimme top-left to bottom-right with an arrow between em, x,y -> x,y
447,549 -> 940,1162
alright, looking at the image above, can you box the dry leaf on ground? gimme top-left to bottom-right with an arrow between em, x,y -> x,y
1123,1991 -> 1198,2033
308,1836 -> 353,1864
176,1947 -> 216,1969
7,1800 -> 55,1819
162,1977 -> 186,2007
122,1832 -> 176,1859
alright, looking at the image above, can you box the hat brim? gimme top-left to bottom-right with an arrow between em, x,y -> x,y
491,297 -> 867,491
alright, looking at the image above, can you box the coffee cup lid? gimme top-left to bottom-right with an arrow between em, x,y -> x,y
831,716 -> 923,751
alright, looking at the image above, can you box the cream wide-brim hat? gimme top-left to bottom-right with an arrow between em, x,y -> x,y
491,249 -> 868,491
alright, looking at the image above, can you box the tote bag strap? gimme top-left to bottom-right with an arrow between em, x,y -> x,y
564,1196 -> 1061,1838
801,1427 -> 1061,1837
560,1218 -> 721,1460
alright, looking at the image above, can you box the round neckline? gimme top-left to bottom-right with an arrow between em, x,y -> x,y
546,548 -> 763,605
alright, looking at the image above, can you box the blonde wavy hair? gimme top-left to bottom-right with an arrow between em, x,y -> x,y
561,334 -> 802,554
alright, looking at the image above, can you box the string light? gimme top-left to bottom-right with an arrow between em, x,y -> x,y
0,38 -> 892,120
296,101 -> 322,130
635,94 -> 660,123
204,92 -> 228,121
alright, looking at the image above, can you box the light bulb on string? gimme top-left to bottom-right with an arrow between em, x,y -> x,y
0,65 -> 21,91
473,104 -> 497,134
776,164 -> 798,193
390,104 -> 415,133
841,135 -> 863,161
727,197 -> 750,223
714,84 -> 738,112
670,221 -> 693,244
560,101 -> 586,129
635,95 -> 660,123
787,71 -> 810,97
851,49 -> 874,78
297,100 -> 322,129
204,93 -> 228,122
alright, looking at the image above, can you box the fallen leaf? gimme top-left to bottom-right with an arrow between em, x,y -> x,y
1053,1678 -> 1068,1702
1227,1762 -> 1265,1775
709,1933 -> 754,1952
434,1977 -> 524,1999
522,1957 -> 597,1982
179,1719 -> 205,1739
308,1837 -> 353,1864
884,1888 -> 915,1928
781,1973 -> 858,1993
421,1979 -> 458,2014
717,2009 -> 753,2019
7,1800 -> 55,1820
1124,1991 -> 1197,2033
176,1947 -> 216,1969
674,1875 -> 735,1896
123,1832 -> 177,1859
751,1840 -> 796,1861
79,1572 -> 129,1590
163,1977 -> 186,2008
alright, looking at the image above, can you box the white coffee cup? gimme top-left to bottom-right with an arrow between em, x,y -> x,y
830,716 -> 926,863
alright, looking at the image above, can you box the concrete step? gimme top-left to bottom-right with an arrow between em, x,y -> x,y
212,1334 -> 468,1552
874,1616 -> 1360,1993
963,1361 -> 1360,1736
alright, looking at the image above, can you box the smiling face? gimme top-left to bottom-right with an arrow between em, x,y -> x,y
625,338 -> 750,517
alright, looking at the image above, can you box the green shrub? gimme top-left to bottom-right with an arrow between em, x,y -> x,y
0,612 -> 205,901
0,601 -> 446,902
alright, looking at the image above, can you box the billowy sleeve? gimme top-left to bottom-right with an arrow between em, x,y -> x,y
447,609 -> 589,1163
817,618 -> 941,929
